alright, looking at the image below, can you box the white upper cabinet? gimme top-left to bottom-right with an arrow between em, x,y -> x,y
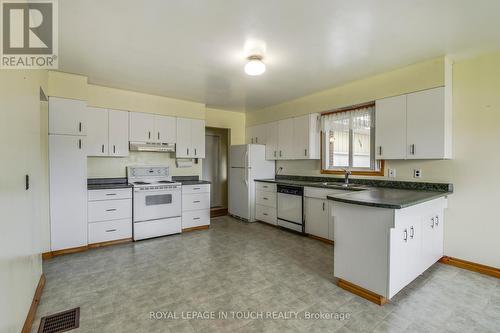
86,107 -> 109,156
265,122 -> 279,160
108,110 -> 129,157
277,118 -> 294,159
176,117 -> 205,158
129,112 -> 155,142
49,97 -> 87,136
191,119 -> 205,158
406,87 -> 450,159
375,86 -> 452,160
154,115 -> 176,143
246,124 -> 267,145
292,113 -> 320,159
375,95 -> 407,159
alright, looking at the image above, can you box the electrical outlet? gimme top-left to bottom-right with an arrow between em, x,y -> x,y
413,169 -> 422,178
388,168 -> 396,178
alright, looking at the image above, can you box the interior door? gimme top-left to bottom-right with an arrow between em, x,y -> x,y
203,134 -> 221,207
108,109 -> 129,157
375,95 -> 407,159
129,112 -> 154,142
86,107 -> 108,156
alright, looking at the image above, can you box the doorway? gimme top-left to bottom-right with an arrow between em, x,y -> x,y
202,127 -> 229,216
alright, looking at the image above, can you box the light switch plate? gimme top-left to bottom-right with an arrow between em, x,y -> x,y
413,169 -> 422,178
388,168 -> 396,178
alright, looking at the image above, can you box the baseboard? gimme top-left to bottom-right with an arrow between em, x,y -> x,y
308,234 -> 334,245
182,225 -> 210,232
88,238 -> 132,249
42,245 -> 88,260
210,207 -> 228,218
439,256 -> 500,279
337,278 -> 388,306
21,274 -> 45,333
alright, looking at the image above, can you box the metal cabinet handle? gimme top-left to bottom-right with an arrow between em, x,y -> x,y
105,229 -> 117,232
193,217 -> 200,220
158,132 -> 160,140
403,229 -> 408,242
263,197 -> 268,200
193,187 -> 201,190
263,213 -> 268,216
279,150 -> 282,157
79,122 -> 82,132
379,146 -> 383,156
195,148 -> 197,155
431,217 -> 435,228
187,148 -> 189,155
193,200 -> 200,203
251,138 -> 254,144
78,139 -> 82,149
106,209 -> 117,212
410,226 -> 415,239
410,144 -> 416,155
113,145 -> 116,154
101,144 -> 104,153
322,202 -> 325,211
435,216 -> 439,226
148,131 -> 151,139
304,149 -> 307,156
263,185 -> 268,188
105,193 -> 116,196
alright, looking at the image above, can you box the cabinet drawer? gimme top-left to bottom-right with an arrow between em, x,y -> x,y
256,182 -> 276,192
88,188 -> 132,201
256,204 -> 277,225
88,199 -> 132,222
182,209 -> 210,229
88,219 -> 132,244
182,193 -> 210,211
182,184 -> 210,194
256,191 -> 276,208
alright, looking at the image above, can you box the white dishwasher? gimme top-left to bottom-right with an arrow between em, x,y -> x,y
277,184 -> 304,233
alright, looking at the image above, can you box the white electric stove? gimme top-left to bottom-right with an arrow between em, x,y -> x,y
127,166 -> 182,240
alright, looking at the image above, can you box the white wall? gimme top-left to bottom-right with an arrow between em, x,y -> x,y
0,71 -> 48,333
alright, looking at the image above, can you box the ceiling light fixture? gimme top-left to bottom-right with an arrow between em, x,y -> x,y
244,55 -> 266,76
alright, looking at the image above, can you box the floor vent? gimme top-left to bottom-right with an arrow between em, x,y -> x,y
38,308 -> 80,333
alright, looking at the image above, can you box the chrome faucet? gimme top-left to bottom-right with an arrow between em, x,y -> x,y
343,168 -> 352,185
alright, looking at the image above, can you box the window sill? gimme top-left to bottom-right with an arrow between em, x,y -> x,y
321,161 -> 385,176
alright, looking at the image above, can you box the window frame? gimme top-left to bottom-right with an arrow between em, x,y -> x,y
320,103 -> 385,176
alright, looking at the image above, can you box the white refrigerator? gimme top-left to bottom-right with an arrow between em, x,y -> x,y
229,144 -> 275,222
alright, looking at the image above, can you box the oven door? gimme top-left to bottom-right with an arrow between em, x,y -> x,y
133,188 -> 182,222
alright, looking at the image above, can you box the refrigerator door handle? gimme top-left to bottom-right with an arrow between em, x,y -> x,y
244,150 -> 249,186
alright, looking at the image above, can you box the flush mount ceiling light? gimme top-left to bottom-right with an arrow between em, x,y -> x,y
244,55 -> 266,76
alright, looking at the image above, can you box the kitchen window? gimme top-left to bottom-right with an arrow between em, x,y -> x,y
320,102 -> 384,175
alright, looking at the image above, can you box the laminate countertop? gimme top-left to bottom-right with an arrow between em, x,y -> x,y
255,178 -> 451,209
87,178 -> 132,190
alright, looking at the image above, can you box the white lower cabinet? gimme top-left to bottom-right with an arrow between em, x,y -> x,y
255,182 -> 277,225
333,197 -> 446,300
182,184 -> 210,229
87,188 -> 132,244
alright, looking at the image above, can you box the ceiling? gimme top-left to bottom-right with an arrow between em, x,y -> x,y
58,0 -> 500,112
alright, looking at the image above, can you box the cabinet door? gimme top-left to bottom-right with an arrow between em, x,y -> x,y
191,119 -> 205,158
254,124 -> 267,145
49,97 -> 87,135
305,198 -> 329,239
109,110 -> 129,157
293,115 -> 310,159
375,95 -> 407,159
421,211 -> 444,272
406,87 -> 445,159
86,107 -> 108,156
278,118 -> 294,159
176,117 -> 192,158
129,112 -> 154,142
246,126 -> 255,144
49,135 -> 87,251
155,115 -> 176,143
265,122 -> 279,160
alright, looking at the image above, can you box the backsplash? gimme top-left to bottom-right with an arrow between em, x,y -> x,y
87,152 -> 202,178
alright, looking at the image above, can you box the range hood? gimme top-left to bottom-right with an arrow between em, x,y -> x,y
129,141 -> 175,153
